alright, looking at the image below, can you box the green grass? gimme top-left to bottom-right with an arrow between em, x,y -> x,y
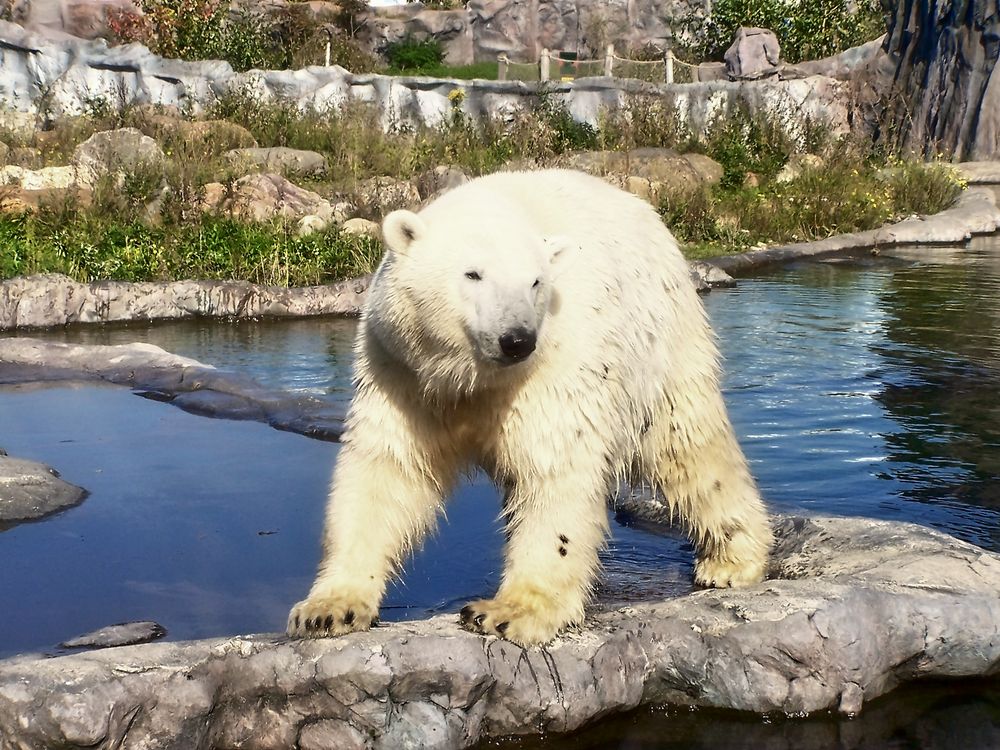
385,62 -> 500,80
0,211 -> 381,286
0,95 -> 967,285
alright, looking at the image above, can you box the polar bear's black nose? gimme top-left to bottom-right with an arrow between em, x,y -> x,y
499,327 -> 537,361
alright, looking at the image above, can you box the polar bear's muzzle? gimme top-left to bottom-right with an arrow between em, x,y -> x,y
497,326 -> 537,364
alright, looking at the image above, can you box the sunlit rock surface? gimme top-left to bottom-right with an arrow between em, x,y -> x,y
0,273 -> 371,329
0,338 -> 348,439
0,19 -> 849,132
0,452 -> 87,526
0,512 -> 997,748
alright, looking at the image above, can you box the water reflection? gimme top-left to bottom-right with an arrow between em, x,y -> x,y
484,680 -> 1000,750
708,237 -> 1000,551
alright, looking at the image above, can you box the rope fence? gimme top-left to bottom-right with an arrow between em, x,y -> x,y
498,45 -> 702,84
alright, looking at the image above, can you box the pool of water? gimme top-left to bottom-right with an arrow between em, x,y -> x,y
2,236 -> 1000,742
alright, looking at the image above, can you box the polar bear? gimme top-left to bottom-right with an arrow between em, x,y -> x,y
287,168 -> 771,646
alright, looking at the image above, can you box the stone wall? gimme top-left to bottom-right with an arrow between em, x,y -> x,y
0,20 -> 850,135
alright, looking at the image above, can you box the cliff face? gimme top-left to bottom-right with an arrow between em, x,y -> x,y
879,0 -> 1000,159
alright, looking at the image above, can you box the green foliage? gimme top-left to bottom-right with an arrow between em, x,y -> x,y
658,145 -> 965,256
384,36 -> 445,72
685,0 -> 886,64
0,209 -> 382,286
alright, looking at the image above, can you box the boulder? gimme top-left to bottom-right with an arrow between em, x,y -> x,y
415,164 -> 470,200
353,175 -> 421,218
0,453 -> 87,526
224,147 -> 329,179
564,148 -> 724,204
724,27 -> 781,80
296,214 -> 330,236
201,173 -> 336,223
775,153 -> 825,183
71,128 -> 165,180
0,164 -> 89,190
0,512 -> 998,747
341,217 -> 380,237
132,113 -> 258,156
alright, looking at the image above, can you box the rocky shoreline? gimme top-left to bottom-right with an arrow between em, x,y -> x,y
0,513 -> 998,748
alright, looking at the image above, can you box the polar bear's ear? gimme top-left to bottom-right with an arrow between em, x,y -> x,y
543,235 -> 578,269
382,210 -> 427,256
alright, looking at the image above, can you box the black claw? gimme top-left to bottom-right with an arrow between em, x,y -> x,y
294,615 -> 300,629
460,605 -> 474,624
304,617 -> 314,630
369,616 -> 380,628
323,614 -> 334,629
496,621 -> 509,635
473,613 -> 486,628
344,609 -> 355,626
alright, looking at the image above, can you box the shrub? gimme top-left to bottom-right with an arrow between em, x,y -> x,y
384,36 -> 445,72
684,0 -> 886,64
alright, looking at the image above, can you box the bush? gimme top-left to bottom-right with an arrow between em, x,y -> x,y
684,0 -> 886,64
384,36 -> 445,72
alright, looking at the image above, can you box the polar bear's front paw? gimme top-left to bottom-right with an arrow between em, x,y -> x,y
287,595 -> 378,638
694,554 -> 767,588
459,595 -> 578,646
694,527 -> 769,588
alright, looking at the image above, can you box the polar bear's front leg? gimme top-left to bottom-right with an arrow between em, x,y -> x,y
460,477 -> 609,646
288,395 -> 453,638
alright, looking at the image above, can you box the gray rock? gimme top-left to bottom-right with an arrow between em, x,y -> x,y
0,453 -> 87,526
342,217 -> 380,237
0,513 -> 998,748
224,146 -> 329,179
415,165 -> 471,201
0,337 -> 348,440
0,273 -> 371,329
689,260 -> 735,290
60,621 -> 167,650
724,27 -> 781,80
71,127 -> 166,180
202,173 -> 337,223
353,175 -> 421,219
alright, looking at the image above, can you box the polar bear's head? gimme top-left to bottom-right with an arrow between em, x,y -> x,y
380,207 -> 573,375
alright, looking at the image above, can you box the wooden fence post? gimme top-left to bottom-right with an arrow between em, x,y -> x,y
498,55 -> 508,82
665,50 -> 674,84
604,44 -> 614,77
540,48 -> 550,81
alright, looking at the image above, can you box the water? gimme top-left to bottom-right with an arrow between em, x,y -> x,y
2,237 -> 1000,743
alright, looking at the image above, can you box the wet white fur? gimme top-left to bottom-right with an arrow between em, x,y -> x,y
288,169 -> 772,645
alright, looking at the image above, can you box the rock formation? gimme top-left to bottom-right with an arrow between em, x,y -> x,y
871,0 -> 1000,159
0,336 -> 349,438
0,451 -> 88,527
0,512 -> 998,748
0,20 -> 850,134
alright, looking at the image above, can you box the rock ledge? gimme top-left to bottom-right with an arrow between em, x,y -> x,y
1,514 -> 998,749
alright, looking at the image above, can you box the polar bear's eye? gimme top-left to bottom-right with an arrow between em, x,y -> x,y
532,279 -> 540,288
465,271 -> 482,281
